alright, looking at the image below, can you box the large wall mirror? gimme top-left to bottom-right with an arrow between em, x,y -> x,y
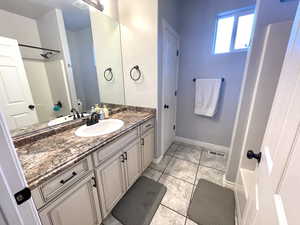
0,0 -> 125,136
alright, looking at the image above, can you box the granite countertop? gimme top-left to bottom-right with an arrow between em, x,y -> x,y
16,110 -> 155,189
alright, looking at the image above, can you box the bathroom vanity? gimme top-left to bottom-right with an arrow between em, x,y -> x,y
15,108 -> 155,225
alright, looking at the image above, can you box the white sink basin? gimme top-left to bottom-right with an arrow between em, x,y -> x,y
75,119 -> 124,137
48,113 -> 89,126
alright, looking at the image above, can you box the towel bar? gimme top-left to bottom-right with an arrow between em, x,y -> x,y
193,78 -> 225,82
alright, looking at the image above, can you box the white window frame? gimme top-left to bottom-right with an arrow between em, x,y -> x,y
213,6 -> 255,55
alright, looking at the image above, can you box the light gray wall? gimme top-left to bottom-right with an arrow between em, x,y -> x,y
226,0 -> 298,182
176,0 -> 255,147
157,0 -> 180,157
66,27 -> 100,111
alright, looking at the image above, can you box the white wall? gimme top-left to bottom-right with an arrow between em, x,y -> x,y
0,9 -> 41,48
100,0 -> 119,20
90,10 -> 125,105
118,0 -> 158,108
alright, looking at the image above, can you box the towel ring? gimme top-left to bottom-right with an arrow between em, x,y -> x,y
130,65 -> 141,81
104,68 -> 113,81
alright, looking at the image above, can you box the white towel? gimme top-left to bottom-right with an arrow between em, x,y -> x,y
194,78 -> 222,117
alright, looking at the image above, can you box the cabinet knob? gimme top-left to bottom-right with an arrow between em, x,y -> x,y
92,177 -> 97,188
141,138 -> 145,146
121,154 -> 125,163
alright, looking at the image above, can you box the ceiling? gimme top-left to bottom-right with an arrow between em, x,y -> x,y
0,0 -> 91,30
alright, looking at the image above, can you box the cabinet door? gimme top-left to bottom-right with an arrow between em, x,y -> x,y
96,151 -> 126,218
125,140 -> 142,188
142,129 -> 155,171
39,173 -> 102,225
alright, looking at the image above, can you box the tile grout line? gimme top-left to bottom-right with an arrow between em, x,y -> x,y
154,143 -> 226,225
172,154 -> 203,165
157,144 -> 199,185
113,143 -> 223,225
157,146 -> 177,181
197,164 -> 226,173
185,148 -> 204,225
162,173 -> 195,186
160,203 -> 187,218
158,144 -> 192,224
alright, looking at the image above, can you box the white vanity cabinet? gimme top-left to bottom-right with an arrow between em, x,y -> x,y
33,118 -> 155,224
39,172 -> 102,225
95,139 -> 142,217
125,139 -> 142,188
95,150 -> 127,217
94,120 -> 155,218
141,129 -> 155,171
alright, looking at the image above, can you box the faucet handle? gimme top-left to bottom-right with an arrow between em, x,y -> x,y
86,118 -> 92,126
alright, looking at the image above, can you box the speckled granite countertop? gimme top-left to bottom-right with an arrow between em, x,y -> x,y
16,110 -> 155,189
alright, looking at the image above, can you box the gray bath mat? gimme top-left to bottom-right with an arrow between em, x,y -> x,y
112,176 -> 167,225
188,179 -> 235,225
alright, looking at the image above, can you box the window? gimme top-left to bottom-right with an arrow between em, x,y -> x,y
213,7 -> 255,54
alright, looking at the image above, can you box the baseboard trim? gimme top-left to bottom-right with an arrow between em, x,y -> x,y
234,190 -> 241,225
223,177 -> 235,190
174,136 -> 230,153
153,154 -> 163,164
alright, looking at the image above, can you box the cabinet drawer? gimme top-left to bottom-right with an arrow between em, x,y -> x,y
93,128 -> 138,167
141,119 -> 155,134
40,156 -> 93,202
39,172 -> 102,225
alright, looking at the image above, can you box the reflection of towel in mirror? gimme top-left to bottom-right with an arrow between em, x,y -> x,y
194,79 -> 222,117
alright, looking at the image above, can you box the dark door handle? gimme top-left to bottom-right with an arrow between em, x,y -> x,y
14,187 -> 31,205
164,104 -> 169,109
247,150 -> 262,164
28,105 -> 35,110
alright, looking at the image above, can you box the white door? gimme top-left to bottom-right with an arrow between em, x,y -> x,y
0,37 -> 38,131
161,20 -> 179,154
39,173 -> 102,225
0,110 -> 40,224
243,3 -> 300,225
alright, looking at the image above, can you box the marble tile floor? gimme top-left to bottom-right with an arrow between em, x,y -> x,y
103,142 -> 229,225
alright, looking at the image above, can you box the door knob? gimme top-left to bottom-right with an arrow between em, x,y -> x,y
247,150 -> 262,164
28,105 -> 35,110
164,104 -> 169,109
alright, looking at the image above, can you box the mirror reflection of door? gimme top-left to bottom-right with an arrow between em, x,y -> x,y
0,37 -> 39,130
